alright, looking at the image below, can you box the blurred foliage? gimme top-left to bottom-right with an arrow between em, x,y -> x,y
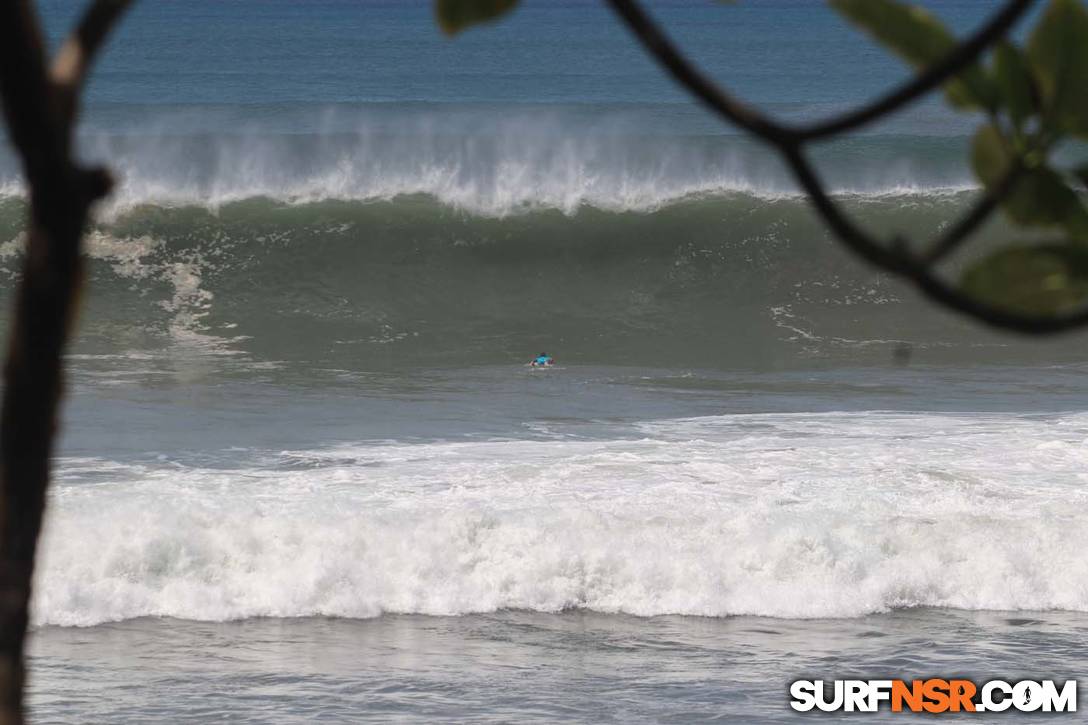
831,0 -> 997,110
435,0 -> 518,35
962,244 -> 1088,314
439,0 -> 1088,317
834,0 -> 1088,315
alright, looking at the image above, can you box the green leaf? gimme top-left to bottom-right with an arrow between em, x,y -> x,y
436,0 -> 518,35
1075,164 -> 1088,188
970,124 -> 1088,235
962,243 -> 1088,315
830,0 -> 995,110
993,43 -> 1036,130
971,123 -> 1011,187
1027,0 -> 1088,137
1008,168 -> 1088,232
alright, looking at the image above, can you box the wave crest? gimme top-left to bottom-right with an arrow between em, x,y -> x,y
0,108 -> 979,216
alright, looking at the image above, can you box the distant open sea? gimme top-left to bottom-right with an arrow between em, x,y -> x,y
2,0 -> 1087,721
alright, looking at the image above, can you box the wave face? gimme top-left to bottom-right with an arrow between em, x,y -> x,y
37,410 -> 1088,626
4,109 -> 1055,371
6,184 -> 1079,375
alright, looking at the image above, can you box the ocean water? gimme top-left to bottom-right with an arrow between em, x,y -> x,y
3,0 -> 1088,721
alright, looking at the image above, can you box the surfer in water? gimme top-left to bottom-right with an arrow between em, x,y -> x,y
530,352 -> 554,367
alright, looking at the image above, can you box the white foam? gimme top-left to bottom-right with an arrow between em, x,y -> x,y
34,411 -> 1088,626
0,109 -> 978,217
77,230 -> 247,360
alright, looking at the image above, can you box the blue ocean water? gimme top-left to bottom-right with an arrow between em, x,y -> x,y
3,0 -> 1088,721
42,0 -> 980,106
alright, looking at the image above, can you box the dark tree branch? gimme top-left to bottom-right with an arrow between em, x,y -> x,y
0,1 -> 67,190
785,148 -> 1088,333
0,0 -> 131,722
604,0 -> 795,146
781,146 -> 907,271
920,173 -> 1014,266
798,0 -> 1037,141
605,0 -> 1088,335
605,0 -> 1037,143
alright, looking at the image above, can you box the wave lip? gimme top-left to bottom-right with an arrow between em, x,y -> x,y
0,111 -> 979,216
35,412 -> 1088,626
0,182 -> 979,220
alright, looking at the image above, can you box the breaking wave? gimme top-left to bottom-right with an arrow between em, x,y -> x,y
1,111 -> 1078,371
0,106 -> 982,216
1,182 -> 1075,373
0,191 -> 1005,369
36,410 -> 1088,626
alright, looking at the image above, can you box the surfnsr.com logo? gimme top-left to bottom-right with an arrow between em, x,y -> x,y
789,679 -> 1077,713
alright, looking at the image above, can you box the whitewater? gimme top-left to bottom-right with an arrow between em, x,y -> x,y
39,411 -> 1088,626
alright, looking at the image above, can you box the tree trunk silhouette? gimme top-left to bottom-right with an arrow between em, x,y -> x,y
0,1 -> 130,721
